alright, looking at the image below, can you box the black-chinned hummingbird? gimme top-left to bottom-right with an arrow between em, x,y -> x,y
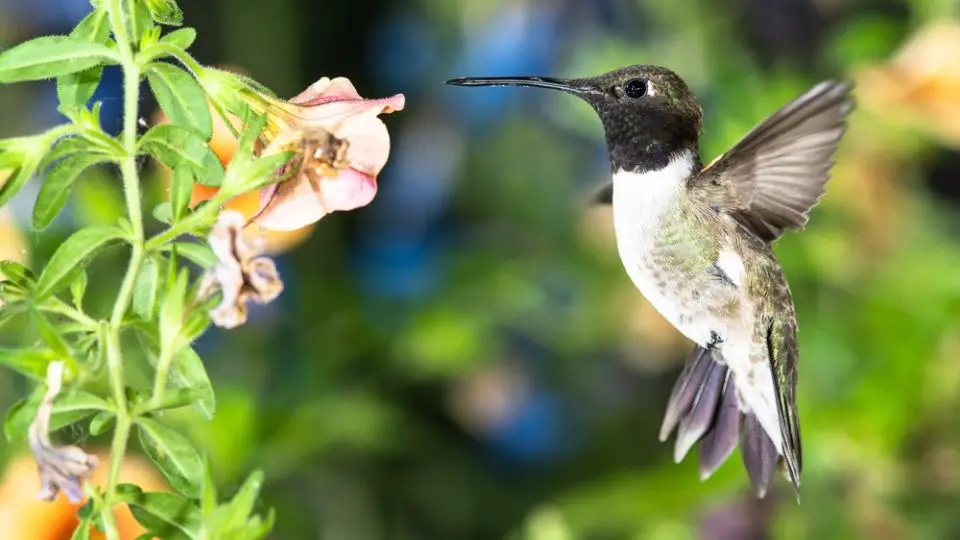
447,65 -> 854,499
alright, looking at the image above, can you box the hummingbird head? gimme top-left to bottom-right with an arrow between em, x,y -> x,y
447,65 -> 703,173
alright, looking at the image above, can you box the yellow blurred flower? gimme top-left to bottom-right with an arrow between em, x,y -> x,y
0,451 -> 167,539
0,171 -> 28,308
857,21 -> 960,147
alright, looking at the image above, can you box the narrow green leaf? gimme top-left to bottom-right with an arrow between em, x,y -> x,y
40,136 -> 96,168
28,307 -> 72,361
129,491 -> 202,540
133,256 -> 162,321
180,307 -> 210,346
35,226 -> 125,300
134,329 -> 215,419
160,27 -> 196,49
167,242 -> 216,268
128,0 -> 157,44
33,153 -> 107,229
70,516 -> 92,540
138,124 -> 223,185
71,270 -> 88,308
231,152 -> 293,194
0,261 -> 36,288
0,36 -> 114,83
159,268 -> 188,354
147,63 -> 212,140
51,390 -> 111,415
200,455 -> 217,516
89,409 -> 115,435
57,9 -> 111,110
137,417 -> 204,498
170,166 -> 194,222
0,156 -> 41,207
0,347 -> 60,380
152,201 -> 173,224
146,0 -> 184,26
4,386 -> 107,442
220,470 -> 265,532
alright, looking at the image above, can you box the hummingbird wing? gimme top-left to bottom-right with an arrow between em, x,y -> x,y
694,81 -> 854,243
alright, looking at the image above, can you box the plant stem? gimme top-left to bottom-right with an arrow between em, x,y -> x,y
101,1 -> 145,539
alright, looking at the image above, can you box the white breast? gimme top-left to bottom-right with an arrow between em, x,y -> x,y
611,150 -> 717,343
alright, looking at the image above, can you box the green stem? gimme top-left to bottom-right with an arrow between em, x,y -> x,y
145,193 -> 230,250
42,298 -> 98,328
101,1 -> 145,539
149,345 -> 174,409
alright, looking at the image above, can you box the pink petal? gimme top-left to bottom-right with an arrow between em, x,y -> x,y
254,169 -> 377,231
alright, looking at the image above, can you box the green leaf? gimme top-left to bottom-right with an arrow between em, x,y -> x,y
200,455 -> 217,515
0,261 -> 36,288
33,153 -> 108,229
133,256 -> 162,321
0,149 -> 43,207
71,270 -> 88,308
135,329 -> 215,419
170,166 -> 194,222
220,470 -> 265,532
147,63 -> 212,141
0,348 -> 60,380
57,10 -> 111,111
160,27 -> 197,49
129,491 -> 202,540
230,152 -> 292,194
138,124 -> 223,185
128,0 -> 157,43
140,387 -> 204,413
34,226 -> 125,300
167,242 -> 216,268
0,36 -> 114,83
153,202 -> 173,224
136,418 -> 204,498
51,390 -> 111,416
28,306 -> 73,363
70,516 -> 92,540
159,268 -> 188,354
146,0 -> 184,26
89,409 -> 115,435
4,387 -> 108,442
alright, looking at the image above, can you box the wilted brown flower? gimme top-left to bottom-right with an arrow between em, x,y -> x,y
27,361 -> 98,503
199,210 -> 283,329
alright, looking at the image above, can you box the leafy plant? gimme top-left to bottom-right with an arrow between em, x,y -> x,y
0,0 -> 309,537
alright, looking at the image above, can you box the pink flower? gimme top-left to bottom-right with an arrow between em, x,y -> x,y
252,77 -> 405,231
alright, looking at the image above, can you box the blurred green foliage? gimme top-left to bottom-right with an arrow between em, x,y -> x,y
1,0 -> 959,538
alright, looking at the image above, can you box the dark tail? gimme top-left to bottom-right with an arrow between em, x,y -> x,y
659,346 -> 784,498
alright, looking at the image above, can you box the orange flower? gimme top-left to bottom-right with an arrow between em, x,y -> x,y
856,21 -> 960,146
0,451 -> 167,539
252,77 -> 405,231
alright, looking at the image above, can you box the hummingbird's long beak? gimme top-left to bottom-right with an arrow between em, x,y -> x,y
446,76 -> 600,97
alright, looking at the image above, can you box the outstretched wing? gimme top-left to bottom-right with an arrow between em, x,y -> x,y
693,81 -> 855,243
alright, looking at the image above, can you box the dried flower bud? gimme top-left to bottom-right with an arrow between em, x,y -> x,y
27,361 -> 98,503
199,211 -> 283,329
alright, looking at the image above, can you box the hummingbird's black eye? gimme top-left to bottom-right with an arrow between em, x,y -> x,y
624,78 -> 648,99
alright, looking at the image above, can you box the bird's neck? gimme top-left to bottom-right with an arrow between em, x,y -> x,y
610,137 -> 701,173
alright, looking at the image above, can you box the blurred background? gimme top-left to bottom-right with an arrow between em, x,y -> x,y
1,0 -> 960,538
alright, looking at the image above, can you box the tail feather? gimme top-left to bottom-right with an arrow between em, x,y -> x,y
658,347 -> 713,441
698,372 -> 740,479
674,360 -> 725,461
740,413 -> 779,498
660,345 -> 795,499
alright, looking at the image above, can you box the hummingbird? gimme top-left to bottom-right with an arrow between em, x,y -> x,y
446,66 -> 853,498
